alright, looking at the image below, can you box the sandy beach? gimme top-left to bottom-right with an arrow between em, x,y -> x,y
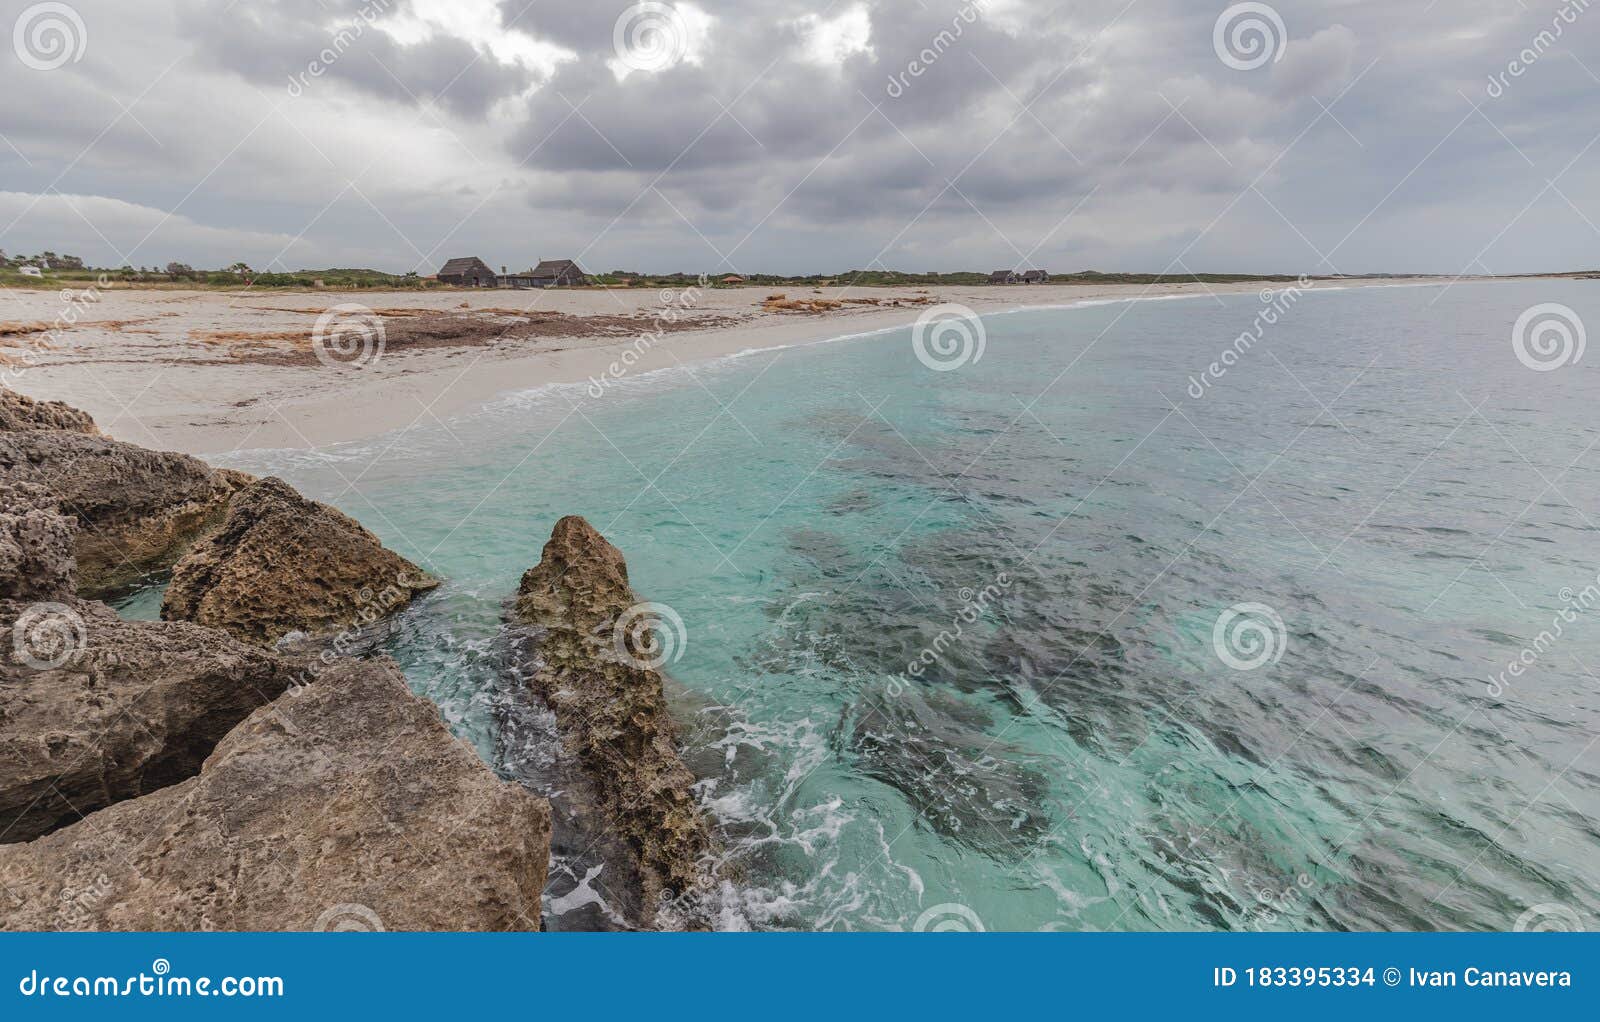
2,278 -> 1436,455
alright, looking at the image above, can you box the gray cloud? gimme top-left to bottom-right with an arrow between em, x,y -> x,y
0,0 -> 1595,275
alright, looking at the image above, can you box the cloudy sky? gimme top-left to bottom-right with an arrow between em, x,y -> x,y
1,0 -> 1595,275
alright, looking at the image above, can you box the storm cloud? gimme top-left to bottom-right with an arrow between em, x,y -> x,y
0,0 -> 1594,275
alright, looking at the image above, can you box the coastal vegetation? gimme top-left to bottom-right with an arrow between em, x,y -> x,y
2,250 -> 1477,291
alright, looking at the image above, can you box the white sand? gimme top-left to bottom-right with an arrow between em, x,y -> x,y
1,279 -> 1437,455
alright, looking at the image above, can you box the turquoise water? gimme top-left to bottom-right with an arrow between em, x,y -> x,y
197,281 -> 1600,931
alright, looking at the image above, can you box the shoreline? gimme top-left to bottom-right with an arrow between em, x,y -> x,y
3,278 -> 1453,455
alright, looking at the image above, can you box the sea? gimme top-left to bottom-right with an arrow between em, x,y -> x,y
116,279 -> 1600,932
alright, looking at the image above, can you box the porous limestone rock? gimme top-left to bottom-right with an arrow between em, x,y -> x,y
0,658 -> 551,931
0,389 -> 100,434
513,515 -> 712,923
160,476 -> 438,647
0,598 -> 296,843
0,429 -> 248,593
0,506 -> 76,600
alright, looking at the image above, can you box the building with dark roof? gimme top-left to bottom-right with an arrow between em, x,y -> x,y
509,259 -> 588,288
437,256 -> 498,287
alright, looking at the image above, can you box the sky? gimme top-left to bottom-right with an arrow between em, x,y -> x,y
0,0 -> 1596,275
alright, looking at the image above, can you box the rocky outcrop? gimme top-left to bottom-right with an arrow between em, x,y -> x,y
0,429 -> 249,593
161,477 -> 439,646
0,507 -> 76,600
0,597 -> 298,844
513,516 -> 712,922
0,658 -> 550,931
0,389 -> 99,434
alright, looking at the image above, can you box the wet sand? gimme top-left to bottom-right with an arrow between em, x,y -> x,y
0,278 -> 1439,455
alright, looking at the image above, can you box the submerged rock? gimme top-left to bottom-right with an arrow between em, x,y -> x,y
0,507 -> 76,601
513,516 -> 713,924
0,429 -> 249,593
0,389 -> 100,435
0,597 -> 297,843
847,687 -> 1052,859
0,658 -> 550,930
161,477 -> 439,647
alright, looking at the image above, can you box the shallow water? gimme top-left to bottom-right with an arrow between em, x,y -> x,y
186,280 -> 1600,931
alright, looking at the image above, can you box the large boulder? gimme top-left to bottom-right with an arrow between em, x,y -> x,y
0,429 -> 248,593
0,389 -> 99,434
513,516 -> 712,923
161,477 -> 439,646
0,658 -> 551,931
0,598 -> 298,843
0,507 -> 76,600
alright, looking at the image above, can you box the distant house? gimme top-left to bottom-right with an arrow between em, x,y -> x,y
523,259 -> 587,288
437,256 -> 498,287
721,274 -> 746,285
988,269 -> 1020,284
1021,270 -> 1050,284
